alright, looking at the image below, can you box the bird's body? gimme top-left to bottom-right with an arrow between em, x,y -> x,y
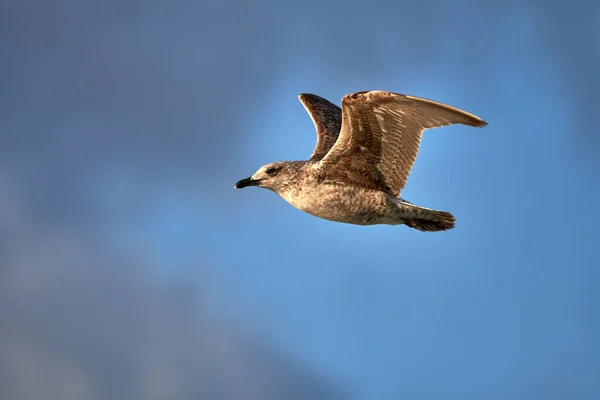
271,161 -> 435,227
277,162 -> 394,225
235,90 -> 487,232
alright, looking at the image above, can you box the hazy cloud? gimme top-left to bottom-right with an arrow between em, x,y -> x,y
0,177 -> 344,400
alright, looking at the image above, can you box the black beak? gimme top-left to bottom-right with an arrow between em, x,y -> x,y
234,177 -> 260,189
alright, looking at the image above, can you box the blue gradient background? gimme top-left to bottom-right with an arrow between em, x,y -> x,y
1,1 -> 599,399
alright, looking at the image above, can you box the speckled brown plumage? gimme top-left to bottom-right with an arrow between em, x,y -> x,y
298,94 -> 341,161
235,90 -> 487,232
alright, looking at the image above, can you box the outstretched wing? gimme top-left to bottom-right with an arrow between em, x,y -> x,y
319,90 -> 487,196
298,93 -> 342,161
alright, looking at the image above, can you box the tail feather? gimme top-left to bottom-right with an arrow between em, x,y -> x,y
398,201 -> 455,232
404,210 -> 455,232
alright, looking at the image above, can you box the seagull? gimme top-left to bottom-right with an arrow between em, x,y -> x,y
235,90 -> 487,231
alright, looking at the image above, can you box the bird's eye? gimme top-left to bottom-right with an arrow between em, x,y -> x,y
265,167 -> 277,175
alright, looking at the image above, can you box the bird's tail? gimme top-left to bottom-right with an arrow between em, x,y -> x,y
396,201 -> 455,232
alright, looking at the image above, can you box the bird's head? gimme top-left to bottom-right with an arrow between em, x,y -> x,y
234,161 -> 299,192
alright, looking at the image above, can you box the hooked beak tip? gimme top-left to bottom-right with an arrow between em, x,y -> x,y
234,177 -> 259,189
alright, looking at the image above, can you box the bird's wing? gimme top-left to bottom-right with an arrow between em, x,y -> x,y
298,94 -> 342,161
318,90 -> 487,196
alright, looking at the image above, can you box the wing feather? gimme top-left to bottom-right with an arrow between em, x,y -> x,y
318,90 -> 487,196
298,94 -> 342,161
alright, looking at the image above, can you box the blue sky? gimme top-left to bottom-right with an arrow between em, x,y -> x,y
1,1 -> 599,399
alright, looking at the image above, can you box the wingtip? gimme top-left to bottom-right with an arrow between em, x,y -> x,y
298,93 -> 326,105
298,93 -> 322,100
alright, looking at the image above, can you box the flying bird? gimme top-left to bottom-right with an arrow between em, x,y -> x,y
235,90 -> 487,231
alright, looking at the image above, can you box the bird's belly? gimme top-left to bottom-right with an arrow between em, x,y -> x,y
280,184 -> 396,225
